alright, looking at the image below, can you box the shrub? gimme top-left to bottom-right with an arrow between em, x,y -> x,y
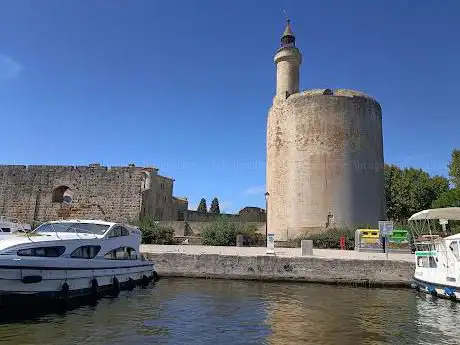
241,223 -> 266,247
136,217 -> 175,245
287,227 -> 356,250
200,218 -> 265,246
201,217 -> 242,246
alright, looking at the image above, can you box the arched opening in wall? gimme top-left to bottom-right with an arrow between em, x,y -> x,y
323,88 -> 333,95
52,186 -> 73,203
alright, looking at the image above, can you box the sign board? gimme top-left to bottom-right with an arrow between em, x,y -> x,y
439,219 -> 448,225
378,221 -> 394,236
266,233 -> 275,254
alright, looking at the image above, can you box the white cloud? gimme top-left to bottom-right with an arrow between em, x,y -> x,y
243,186 -> 266,196
0,54 -> 23,80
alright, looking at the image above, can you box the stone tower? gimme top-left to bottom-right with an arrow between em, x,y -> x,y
274,20 -> 302,101
266,20 -> 385,241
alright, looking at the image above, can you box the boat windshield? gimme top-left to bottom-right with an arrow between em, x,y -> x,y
34,222 -> 110,235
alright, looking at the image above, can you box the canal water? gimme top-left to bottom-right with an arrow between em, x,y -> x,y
0,278 -> 459,345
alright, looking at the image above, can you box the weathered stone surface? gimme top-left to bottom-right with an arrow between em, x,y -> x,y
266,92 -> 385,241
0,164 -> 187,223
144,252 -> 414,287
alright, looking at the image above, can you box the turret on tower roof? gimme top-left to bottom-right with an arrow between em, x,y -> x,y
281,19 -> 295,47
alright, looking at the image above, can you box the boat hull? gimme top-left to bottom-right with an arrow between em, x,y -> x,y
0,259 -> 159,306
412,276 -> 460,301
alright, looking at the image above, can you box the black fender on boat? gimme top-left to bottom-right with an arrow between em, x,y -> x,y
61,282 -> 70,299
152,271 -> 160,282
141,274 -> 149,287
112,277 -> 121,296
127,277 -> 135,291
91,278 -> 99,298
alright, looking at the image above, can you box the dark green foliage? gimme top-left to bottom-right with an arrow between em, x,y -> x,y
201,217 -> 241,246
289,228 -> 356,250
136,217 -> 175,244
197,198 -> 208,214
241,223 -> 266,246
449,149 -> 460,189
200,218 -> 264,246
384,164 -> 449,222
432,189 -> 460,208
209,197 -> 220,215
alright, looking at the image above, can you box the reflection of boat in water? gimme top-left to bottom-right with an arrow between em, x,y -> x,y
0,216 -> 31,239
0,219 -> 159,307
410,207 -> 460,301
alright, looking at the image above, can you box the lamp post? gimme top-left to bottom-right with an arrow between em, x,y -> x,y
265,192 -> 270,247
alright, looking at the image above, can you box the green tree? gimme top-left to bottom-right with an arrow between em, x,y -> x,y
209,197 -> 220,215
201,217 -> 242,246
200,217 -> 264,246
432,189 -> 460,208
448,149 -> 460,189
197,198 -> 207,214
384,164 -> 449,222
136,217 -> 175,244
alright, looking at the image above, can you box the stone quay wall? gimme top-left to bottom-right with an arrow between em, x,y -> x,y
143,248 -> 415,287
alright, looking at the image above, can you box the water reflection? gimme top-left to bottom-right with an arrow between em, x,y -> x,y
0,279 -> 459,344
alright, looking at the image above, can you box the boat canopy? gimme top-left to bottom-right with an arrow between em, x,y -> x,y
408,207 -> 460,221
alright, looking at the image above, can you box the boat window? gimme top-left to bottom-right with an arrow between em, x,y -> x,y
104,247 -> 138,260
417,256 -> 437,268
449,241 -> 460,260
1,228 -> 11,233
108,226 -> 129,238
17,246 -> 66,257
34,222 -> 110,235
70,245 -> 101,259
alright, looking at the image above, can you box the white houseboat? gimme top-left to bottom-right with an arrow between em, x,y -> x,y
0,219 -> 158,305
410,207 -> 460,300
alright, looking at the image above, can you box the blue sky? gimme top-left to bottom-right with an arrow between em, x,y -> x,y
1,0 -> 459,212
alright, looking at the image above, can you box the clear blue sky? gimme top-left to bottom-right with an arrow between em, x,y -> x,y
1,0 -> 459,212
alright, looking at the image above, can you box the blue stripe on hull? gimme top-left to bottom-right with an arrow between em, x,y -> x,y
412,276 -> 459,301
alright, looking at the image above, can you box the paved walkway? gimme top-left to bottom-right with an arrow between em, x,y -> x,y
140,244 -> 414,262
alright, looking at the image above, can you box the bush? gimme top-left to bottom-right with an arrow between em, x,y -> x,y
241,223 -> 266,247
136,217 -> 175,244
200,218 -> 265,246
287,227 -> 356,250
201,217 -> 242,246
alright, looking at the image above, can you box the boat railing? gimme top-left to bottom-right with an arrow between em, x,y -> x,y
43,223 -> 99,240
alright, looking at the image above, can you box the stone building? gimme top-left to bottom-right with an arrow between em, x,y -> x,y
266,20 -> 386,241
0,163 -> 188,224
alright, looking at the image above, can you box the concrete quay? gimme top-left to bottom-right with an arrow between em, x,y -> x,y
141,245 -> 415,287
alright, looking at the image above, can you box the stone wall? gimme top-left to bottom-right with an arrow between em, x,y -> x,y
186,207 -> 266,223
0,164 -> 145,223
0,164 -> 187,224
158,221 -> 266,237
144,252 -> 414,287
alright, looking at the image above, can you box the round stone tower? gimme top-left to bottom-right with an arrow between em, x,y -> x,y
266,20 -> 385,241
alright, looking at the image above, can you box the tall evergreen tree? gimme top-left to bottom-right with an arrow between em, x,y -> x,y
209,197 -> 221,215
197,198 -> 207,214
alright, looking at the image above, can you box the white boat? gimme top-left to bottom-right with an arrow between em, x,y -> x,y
0,216 -> 31,240
410,207 -> 460,300
0,219 -> 158,306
